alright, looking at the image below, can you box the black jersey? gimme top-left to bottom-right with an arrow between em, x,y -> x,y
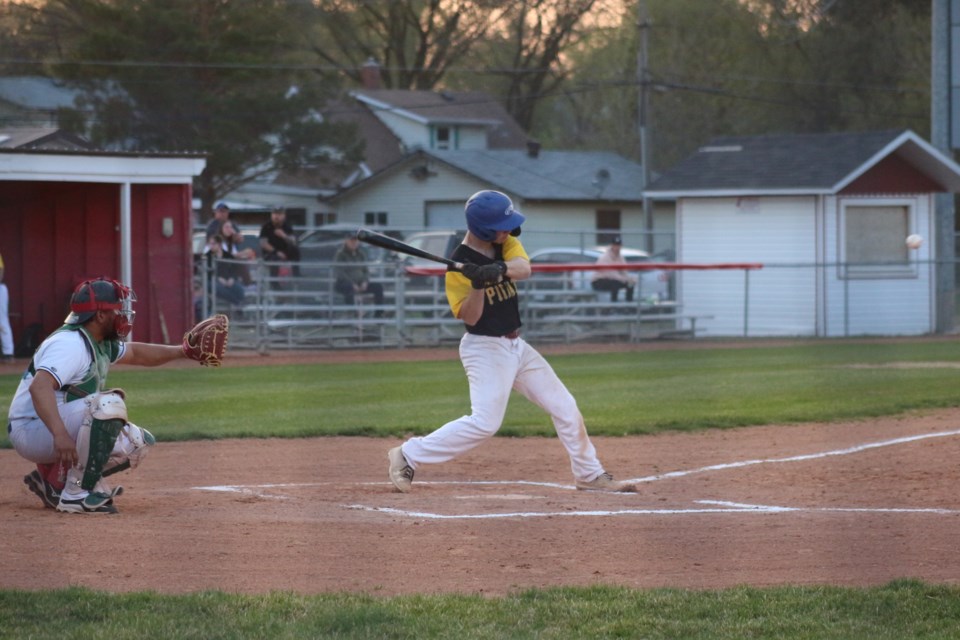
445,237 -> 528,337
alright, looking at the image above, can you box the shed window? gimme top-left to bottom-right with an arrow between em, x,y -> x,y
841,202 -> 915,279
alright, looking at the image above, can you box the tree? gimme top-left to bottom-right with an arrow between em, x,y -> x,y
309,0 -> 610,132
477,0 -> 610,131
750,0 -> 930,134
534,0 -> 931,173
24,0 -> 359,213
309,0 -> 507,90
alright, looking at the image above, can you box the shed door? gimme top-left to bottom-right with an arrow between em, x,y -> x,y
679,196 -> 817,337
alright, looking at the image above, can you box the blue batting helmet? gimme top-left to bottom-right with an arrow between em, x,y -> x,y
464,190 -> 525,242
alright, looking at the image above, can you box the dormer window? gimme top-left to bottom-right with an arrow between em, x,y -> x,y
435,126 -> 451,150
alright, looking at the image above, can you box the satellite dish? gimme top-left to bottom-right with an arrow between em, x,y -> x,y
592,168 -> 611,193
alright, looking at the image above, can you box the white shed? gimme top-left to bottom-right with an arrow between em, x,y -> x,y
644,130 -> 960,337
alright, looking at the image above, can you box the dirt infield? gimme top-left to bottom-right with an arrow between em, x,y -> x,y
3,403 -> 960,595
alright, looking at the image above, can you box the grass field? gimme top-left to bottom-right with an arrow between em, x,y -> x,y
3,338 -> 960,638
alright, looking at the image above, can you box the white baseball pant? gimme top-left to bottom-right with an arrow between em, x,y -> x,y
401,333 -> 606,482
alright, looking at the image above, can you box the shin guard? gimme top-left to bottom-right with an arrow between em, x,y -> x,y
77,418 -> 125,491
67,392 -> 128,493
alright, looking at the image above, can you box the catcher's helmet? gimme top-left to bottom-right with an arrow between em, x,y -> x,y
464,190 -> 525,242
66,277 -> 137,338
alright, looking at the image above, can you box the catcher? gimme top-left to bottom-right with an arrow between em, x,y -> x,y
6,277 -> 228,514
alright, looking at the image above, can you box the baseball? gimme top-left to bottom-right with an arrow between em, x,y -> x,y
906,234 -> 923,249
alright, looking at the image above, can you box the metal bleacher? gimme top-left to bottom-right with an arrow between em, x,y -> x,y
197,257 -> 707,352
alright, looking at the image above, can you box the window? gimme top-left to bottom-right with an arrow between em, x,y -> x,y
841,201 -> 915,278
596,209 -> 621,245
364,211 -> 388,226
315,211 -> 337,226
435,126 -> 451,150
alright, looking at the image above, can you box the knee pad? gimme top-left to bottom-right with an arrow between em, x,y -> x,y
91,391 -> 128,422
103,423 -> 155,476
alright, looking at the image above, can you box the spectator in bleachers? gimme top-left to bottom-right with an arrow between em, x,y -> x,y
203,235 -> 246,310
591,236 -> 636,303
206,201 -> 231,240
334,232 -> 384,315
259,206 -> 301,280
221,220 -> 255,286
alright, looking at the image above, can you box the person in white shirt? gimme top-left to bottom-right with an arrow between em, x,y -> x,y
591,236 -> 637,302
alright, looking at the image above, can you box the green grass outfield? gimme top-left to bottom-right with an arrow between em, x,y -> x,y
3,338 -> 960,638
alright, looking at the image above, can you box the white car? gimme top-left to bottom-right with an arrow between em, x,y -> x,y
526,246 -> 671,302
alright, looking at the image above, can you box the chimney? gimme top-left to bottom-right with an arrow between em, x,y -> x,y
526,140 -> 541,158
360,58 -> 382,90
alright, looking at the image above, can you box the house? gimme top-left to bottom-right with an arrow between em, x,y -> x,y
0,126 -> 206,345
229,81 -> 531,229
0,126 -> 92,151
324,145 -> 657,256
0,76 -> 81,128
644,129 -> 960,337
225,60 -> 664,250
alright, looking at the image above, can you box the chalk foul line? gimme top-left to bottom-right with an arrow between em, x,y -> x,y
622,428 -> 960,485
344,500 -> 960,520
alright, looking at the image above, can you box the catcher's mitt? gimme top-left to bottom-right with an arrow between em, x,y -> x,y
181,314 -> 229,367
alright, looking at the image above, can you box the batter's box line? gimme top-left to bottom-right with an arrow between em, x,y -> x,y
192,480 -> 579,496
192,428 -> 960,501
622,428 -> 960,485
344,500 -> 960,520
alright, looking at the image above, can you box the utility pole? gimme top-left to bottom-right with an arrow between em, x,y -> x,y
637,0 -> 653,254
932,0 -> 956,333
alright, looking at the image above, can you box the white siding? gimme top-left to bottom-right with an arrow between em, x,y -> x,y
456,127 -> 488,150
377,112 -> 431,149
374,112 -> 489,151
679,196 -> 817,337
821,195 -> 935,336
333,160 -> 646,254
334,162 -> 482,230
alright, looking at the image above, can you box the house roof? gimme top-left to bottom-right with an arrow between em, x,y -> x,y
0,76 -> 79,111
328,148 -> 645,203
0,126 -> 93,151
645,129 -> 960,197
351,89 -> 529,149
253,89 -> 532,195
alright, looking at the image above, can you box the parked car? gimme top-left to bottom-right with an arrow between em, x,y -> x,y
399,230 -> 466,289
526,246 -> 671,302
296,224 -> 398,278
400,230 -> 465,267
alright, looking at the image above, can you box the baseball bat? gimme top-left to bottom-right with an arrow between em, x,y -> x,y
151,282 -> 170,344
356,228 -> 464,270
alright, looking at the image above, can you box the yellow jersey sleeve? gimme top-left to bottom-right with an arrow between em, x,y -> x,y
500,236 -> 528,262
444,237 -> 528,318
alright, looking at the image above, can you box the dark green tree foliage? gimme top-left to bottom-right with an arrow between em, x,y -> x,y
534,0 -> 931,173
41,0 -> 357,211
757,0 -> 930,133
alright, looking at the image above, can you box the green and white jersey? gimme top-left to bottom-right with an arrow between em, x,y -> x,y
6,325 -> 126,425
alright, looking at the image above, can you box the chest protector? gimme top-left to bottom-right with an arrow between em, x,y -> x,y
29,325 -> 121,401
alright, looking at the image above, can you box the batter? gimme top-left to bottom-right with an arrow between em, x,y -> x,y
388,190 -> 634,493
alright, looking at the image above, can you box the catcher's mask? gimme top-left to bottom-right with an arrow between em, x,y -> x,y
65,277 -> 137,338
